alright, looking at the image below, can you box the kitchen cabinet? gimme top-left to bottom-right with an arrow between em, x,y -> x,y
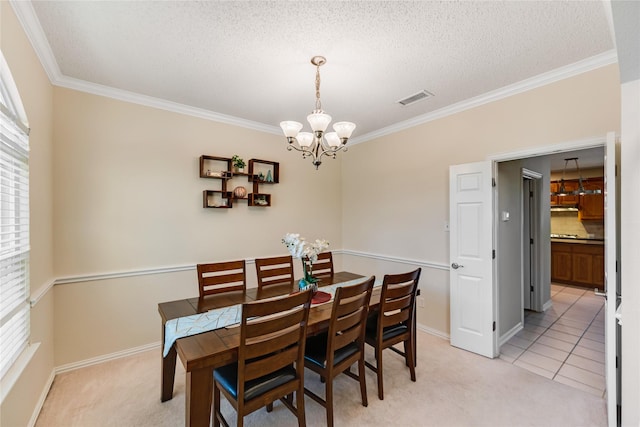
550,180 -> 579,206
550,177 -> 604,220
551,243 -> 573,282
578,178 -> 604,220
551,241 -> 604,289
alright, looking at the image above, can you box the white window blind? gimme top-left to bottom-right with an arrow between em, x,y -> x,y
0,55 -> 30,380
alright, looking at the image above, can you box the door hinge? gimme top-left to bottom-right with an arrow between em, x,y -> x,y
492,321 -> 496,332
530,238 -> 534,245
530,285 -> 534,292
529,191 -> 534,198
492,178 -> 496,187
492,249 -> 496,259
616,260 -> 618,273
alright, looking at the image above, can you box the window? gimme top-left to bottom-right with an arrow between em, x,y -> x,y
0,52 -> 30,380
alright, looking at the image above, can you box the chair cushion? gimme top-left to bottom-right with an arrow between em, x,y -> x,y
214,363 -> 296,402
366,314 -> 409,342
304,333 -> 359,369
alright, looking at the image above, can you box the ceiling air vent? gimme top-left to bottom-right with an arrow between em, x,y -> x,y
396,90 -> 434,107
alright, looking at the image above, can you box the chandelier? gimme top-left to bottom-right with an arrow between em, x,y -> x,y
552,157 -> 602,196
280,56 -> 356,169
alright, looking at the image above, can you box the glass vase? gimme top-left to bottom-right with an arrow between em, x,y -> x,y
299,260 -> 319,292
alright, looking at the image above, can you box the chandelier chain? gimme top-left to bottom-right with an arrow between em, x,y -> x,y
315,64 -> 322,111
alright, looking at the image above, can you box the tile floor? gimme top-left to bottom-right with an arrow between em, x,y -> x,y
500,283 -> 606,397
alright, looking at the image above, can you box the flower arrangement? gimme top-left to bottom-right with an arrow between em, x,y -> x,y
282,233 -> 329,290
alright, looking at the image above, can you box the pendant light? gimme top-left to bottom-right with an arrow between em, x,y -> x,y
551,157 -> 602,196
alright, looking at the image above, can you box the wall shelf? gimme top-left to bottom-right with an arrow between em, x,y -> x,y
199,155 -> 279,209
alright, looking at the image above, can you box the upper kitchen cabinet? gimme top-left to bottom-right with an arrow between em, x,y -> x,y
550,177 -> 604,220
579,178 -> 604,220
550,180 -> 579,206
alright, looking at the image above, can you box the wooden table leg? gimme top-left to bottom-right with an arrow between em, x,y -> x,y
185,367 -> 214,427
161,345 -> 177,402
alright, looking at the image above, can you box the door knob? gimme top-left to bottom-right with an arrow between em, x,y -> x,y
451,263 -> 464,269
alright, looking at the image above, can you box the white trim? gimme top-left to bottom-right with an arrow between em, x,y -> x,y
341,249 -> 450,271
417,324 -> 450,340
55,342 -> 159,374
9,1 -> 62,85
50,250 -> 448,287
11,0 -> 617,144
27,369 -> 55,427
489,135 -> 610,163
543,299 -> 553,312
55,76 -> 281,135
499,322 -> 524,348
54,264 -> 197,285
30,279 -> 55,307
350,50 -> 618,145
0,343 -> 40,404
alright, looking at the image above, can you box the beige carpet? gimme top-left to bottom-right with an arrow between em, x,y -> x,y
35,331 -> 606,426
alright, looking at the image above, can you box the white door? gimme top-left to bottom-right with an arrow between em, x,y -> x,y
449,161 -> 496,358
604,131 -> 620,426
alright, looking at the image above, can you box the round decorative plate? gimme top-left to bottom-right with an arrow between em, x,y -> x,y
311,291 -> 331,304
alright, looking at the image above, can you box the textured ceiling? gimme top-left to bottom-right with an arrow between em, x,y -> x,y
18,1 -> 614,144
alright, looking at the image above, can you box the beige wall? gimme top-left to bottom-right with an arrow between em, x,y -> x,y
1,3 -> 55,427
341,65 -> 620,335
50,87 -> 344,366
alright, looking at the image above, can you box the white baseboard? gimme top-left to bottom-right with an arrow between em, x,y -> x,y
55,342 -> 159,374
417,323 -> 449,340
498,322 -> 524,347
543,299 -> 553,312
28,369 -> 55,427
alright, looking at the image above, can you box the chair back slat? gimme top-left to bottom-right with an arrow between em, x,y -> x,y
245,309 -> 305,339
302,251 -> 334,277
326,277 -> 374,363
381,309 -> 412,328
197,260 -> 246,297
377,269 -> 421,340
244,345 -> 298,382
255,255 -> 295,290
238,290 -> 312,392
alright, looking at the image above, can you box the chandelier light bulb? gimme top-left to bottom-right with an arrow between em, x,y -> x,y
297,132 -> 314,148
307,111 -> 332,133
333,121 -> 356,139
280,121 -> 303,138
324,132 -> 341,148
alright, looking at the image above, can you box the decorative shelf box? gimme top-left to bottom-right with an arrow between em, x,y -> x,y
203,190 -> 232,209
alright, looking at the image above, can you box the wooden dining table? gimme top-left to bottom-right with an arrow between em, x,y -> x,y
158,271 -> 377,427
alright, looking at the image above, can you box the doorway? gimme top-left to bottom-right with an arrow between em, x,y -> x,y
522,168 -> 543,312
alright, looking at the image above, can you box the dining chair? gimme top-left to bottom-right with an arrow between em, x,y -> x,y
302,251 -> 334,278
303,276 -> 374,427
254,255 -> 295,290
364,268 -> 421,400
196,260 -> 246,297
212,289 -> 313,427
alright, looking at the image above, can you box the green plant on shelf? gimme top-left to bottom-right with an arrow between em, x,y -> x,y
231,155 -> 246,170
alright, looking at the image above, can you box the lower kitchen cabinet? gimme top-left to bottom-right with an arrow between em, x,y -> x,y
551,241 -> 604,289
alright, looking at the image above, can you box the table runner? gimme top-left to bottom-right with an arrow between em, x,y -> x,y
163,304 -> 241,356
162,276 -> 382,357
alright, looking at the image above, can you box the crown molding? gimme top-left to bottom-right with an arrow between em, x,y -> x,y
54,75 -> 282,135
350,49 -> 619,145
12,0 -> 617,143
9,1 -> 62,83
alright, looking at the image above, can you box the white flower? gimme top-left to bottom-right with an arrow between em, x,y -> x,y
282,233 -> 329,263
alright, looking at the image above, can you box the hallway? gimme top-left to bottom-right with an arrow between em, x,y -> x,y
500,284 -> 606,397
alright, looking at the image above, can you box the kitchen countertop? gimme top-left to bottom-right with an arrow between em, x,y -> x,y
551,237 -> 604,245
